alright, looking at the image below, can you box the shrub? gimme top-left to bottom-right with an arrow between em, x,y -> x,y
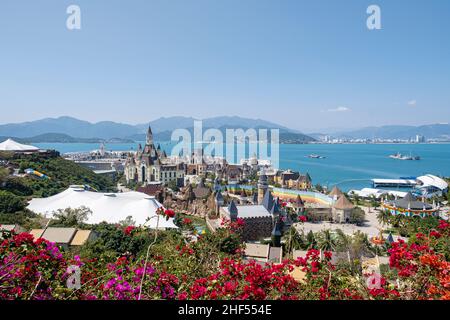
0,190 -> 25,213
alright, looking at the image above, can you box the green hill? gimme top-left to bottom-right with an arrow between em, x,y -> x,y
0,151 -> 116,226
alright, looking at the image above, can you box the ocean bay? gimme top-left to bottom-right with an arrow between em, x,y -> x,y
34,142 -> 450,192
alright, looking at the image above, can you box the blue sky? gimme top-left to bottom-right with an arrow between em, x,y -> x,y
0,0 -> 449,132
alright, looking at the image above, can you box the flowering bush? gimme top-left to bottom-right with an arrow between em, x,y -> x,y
182,218 -> 192,226
299,215 -> 307,223
184,258 -> 300,300
387,220 -> 450,300
1,218 -> 449,300
0,231 -> 67,299
123,226 -> 136,236
156,208 -> 175,220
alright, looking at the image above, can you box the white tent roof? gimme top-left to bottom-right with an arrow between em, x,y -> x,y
0,139 -> 39,151
349,188 -> 408,199
417,174 -> 449,191
27,187 -> 177,229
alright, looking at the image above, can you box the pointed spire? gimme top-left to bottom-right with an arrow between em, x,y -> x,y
262,190 -> 274,211
272,222 -> 282,237
295,195 -> 304,207
252,192 -> 258,204
146,126 -> 153,145
270,200 -> 280,216
228,200 -> 238,220
215,191 -> 224,203
387,232 -> 394,244
214,177 -> 220,191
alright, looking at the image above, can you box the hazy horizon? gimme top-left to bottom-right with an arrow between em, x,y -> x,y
1,0 -> 449,131
0,114 -> 449,135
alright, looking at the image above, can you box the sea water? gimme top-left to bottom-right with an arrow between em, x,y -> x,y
34,142 -> 450,191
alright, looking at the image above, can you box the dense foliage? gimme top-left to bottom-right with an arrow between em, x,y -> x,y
1,217 -> 449,300
0,153 -> 115,227
8,153 -> 116,197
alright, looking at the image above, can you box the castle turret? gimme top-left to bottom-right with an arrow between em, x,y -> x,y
228,200 -> 238,221
271,220 -> 283,247
258,169 -> 268,205
146,126 -> 153,145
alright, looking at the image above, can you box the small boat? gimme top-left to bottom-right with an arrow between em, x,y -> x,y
389,152 -> 420,160
307,154 -> 326,159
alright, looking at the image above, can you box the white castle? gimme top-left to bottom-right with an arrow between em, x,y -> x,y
124,126 -> 185,186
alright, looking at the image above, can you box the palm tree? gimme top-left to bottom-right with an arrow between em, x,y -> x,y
369,195 -> 379,212
306,230 -> 317,249
350,231 -> 375,258
317,230 -> 337,251
285,226 -> 305,254
377,210 -> 389,226
335,229 -> 350,252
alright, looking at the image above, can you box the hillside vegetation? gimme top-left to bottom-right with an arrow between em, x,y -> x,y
0,151 -> 115,226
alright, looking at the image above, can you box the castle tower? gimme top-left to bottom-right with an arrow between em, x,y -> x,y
257,169 -> 268,205
146,126 -> 153,145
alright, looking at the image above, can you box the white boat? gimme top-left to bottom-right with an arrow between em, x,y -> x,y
307,154 -> 326,159
389,152 -> 420,160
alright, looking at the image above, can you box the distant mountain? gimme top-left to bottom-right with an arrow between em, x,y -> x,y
136,116 -> 296,134
333,124 -> 450,140
0,116 -> 312,143
0,116 -> 140,139
136,116 -> 197,133
0,133 -> 134,144
131,127 -> 315,144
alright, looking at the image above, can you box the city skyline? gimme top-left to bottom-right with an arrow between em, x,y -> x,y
1,0 -> 449,132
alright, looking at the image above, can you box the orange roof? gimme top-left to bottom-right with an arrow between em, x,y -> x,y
333,195 -> 355,210
70,230 -> 94,246
329,186 -> 344,197
29,229 -> 45,240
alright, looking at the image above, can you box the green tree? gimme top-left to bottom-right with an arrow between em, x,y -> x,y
317,230 -> 337,251
50,207 -> 92,227
377,210 -> 390,227
284,226 -> 305,254
349,207 -> 365,226
369,195 -> 379,212
351,193 -> 361,205
0,167 -> 9,184
306,230 -> 317,249
0,190 -> 25,213
335,229 -> 350,252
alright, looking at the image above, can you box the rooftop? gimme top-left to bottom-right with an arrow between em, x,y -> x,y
223,204 -> 272,219
27,187 -> 178,228
388,192 -> 434,210
333,195 -> 355,210
0,139 -> 39,152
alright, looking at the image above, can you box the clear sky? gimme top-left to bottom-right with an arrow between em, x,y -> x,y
0,0 -> 449,132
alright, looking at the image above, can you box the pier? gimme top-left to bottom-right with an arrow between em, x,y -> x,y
371,178 -> 417,188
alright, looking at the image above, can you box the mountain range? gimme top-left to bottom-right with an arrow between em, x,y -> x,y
0,116 -> 314,144
328,124 -> 450,140
2,116 -> 449,143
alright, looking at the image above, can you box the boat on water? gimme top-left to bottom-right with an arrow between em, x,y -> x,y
307,154 -> 326,159
389,152 -> 420,161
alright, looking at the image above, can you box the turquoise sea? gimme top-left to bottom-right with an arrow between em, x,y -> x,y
34,142 -> 450,192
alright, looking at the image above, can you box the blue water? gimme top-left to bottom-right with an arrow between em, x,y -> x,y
35,142 -> 450,192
